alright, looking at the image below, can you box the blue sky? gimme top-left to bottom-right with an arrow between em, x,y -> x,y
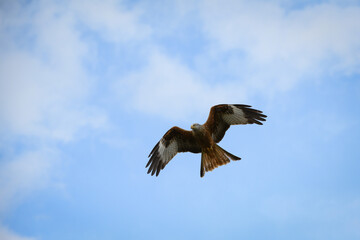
1,0 -> 360,239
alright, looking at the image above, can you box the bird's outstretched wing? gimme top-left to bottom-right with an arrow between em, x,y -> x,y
146,126 -> 201,176
204,104 -> 267,143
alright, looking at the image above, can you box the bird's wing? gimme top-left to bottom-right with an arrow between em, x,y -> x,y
204,104 -> 267,143
146,126 -> 201,176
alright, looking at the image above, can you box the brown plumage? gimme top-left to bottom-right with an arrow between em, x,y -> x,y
146,104 -> 267,177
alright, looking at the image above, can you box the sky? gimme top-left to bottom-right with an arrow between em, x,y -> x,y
0,0 -> 360,239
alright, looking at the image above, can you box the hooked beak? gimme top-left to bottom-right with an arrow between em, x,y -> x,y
191,124 -> 195,130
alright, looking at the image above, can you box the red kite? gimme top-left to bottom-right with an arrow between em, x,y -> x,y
146,104 -> 267,177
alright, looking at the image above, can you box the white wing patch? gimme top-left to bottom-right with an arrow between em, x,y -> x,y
222,105 -> 248,125
158,139 -> 178,164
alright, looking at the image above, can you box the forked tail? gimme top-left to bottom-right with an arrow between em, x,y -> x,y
200,144 -> 241,177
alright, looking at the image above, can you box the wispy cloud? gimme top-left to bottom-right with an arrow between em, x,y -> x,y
0,1 -> 107,141
0,0 -> 147,238
72,0 -> 151,43
115,51 -> 247,120
110,0 -> 360,119
200,0 -> 360,91
0,225 -> 36,240
0,149 -> 57,214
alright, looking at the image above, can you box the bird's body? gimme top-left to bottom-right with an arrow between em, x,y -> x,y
146,104 -> 267,177
191,124 -> 213,149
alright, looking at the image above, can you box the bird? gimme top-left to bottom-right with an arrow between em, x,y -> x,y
146,104 -> 267,177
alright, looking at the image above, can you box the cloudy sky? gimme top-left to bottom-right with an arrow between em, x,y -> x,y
1,0 -> 360,239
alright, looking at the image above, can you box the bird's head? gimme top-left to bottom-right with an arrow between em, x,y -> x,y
191,123 -> 202,131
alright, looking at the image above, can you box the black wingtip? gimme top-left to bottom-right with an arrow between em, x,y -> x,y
148,142 -> 159,158
145,159 -> 152,168
200,167 -> 205,178
233,104 -> 252,108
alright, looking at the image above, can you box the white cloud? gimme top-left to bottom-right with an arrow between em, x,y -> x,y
0,0 -> 140,237
115,51 -> 247,120
0,0 -> 151,142
0,149 -> 56,214
71,0 -> 151,43
0,225 -> 36,240
0,0 -> 108,142
200,0 -> 360,91
0,50 -> 108,142
0,0 -> 152,215
112,1 -> 360,120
